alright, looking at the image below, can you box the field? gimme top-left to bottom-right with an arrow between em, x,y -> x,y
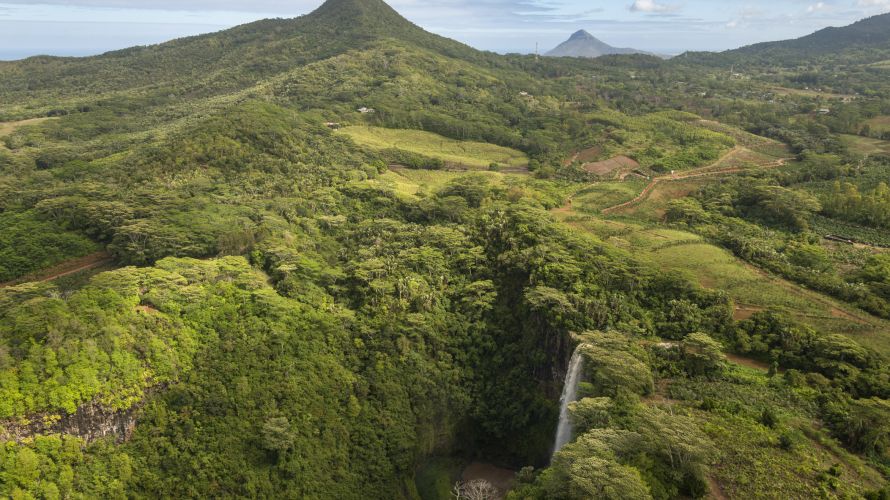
768,86 -> 858,101
696,120 -> 791,158
569,180 -> 648,214
840,133 -> 890,155
554,206 -> 890,357
582,155 -> 640,178
0,117 -> 56,138
612,179 -> 708,221
864,115 -> 890,134
0,117 -> 56,149
338,126 -> 528,169
665,370 -> 885,499
371,168 -> 516,198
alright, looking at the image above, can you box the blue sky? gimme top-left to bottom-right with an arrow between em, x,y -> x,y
1,0 -> 889,60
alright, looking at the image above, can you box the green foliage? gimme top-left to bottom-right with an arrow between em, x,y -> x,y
731,311 -> 888,398
823,181 -> 890,229
668,171 -> 890,318
0,211 -> 98,283
1,1 -> 889,497
680,332 -> 727,378
517,397 -> 716,500
580,331 -> 654,397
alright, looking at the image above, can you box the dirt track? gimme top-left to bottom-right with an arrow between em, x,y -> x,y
601,150 -> 788,214
0,252 -> 113,288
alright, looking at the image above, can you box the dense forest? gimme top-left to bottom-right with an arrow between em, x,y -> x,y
1,0 -> 890,498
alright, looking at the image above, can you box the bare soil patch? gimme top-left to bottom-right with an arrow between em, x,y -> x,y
583,155 -> 640,176
725,353 -> 770,372
461,463 -> 516,499
733,304 -> 765,321
576,146 -> 604,163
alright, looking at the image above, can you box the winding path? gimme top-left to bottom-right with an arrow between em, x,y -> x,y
600,150 -> 789,214
0,251 -> 113,289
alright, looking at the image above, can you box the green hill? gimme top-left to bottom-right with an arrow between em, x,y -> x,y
0,0 -> 489,108
685,12 -> 890,66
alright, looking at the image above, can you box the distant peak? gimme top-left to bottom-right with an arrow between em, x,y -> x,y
570,30 -> 596,41
310,0 -> 407,24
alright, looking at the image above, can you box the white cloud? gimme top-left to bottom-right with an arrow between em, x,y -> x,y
806,2 -> 829,13
629,0 -> 679,13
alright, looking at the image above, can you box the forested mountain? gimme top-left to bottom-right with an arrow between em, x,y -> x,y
2,0 -> 890,498
545,30 -> 650,58
0,0 -> 488,105
687,12 -> 890,66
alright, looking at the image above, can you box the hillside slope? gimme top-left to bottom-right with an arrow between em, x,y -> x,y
686,12 -> 890,66
0,0 -> 489,108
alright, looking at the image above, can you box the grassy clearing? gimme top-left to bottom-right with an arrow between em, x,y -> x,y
339,126 -> 528,169
371,168 -> 512,198
0,117 -> 56,138
0,117 -> 57,150
769,86 -> 857,101
840,134 -> 890,155
616,179 -> 708,221
571,180 -> 648,214
864,115 -> 890,134
697,121 -> 791,158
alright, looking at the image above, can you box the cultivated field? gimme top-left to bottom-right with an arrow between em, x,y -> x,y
339,126 -> 528,169
371,168 -> 512,198
554,193 -> 890,356
840,133 -> 890,155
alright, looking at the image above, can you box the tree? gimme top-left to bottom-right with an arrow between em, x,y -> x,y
740,185 -> 821,232
569,457 -> 652,500
569,397 -> 613,433
580,332 -> 654,397
453,479 -> 498,500
261,416 -> 294,457
680,332 -> 727,377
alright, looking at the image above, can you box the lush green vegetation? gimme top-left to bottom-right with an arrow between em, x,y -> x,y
1,0 -> 890,498
0,211 -> 98,283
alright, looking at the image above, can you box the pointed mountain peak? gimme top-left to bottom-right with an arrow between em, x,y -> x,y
570,30 -> 596,41
309,0 -> 411,27
546,30 -> 651,59
295,0 -> 478,60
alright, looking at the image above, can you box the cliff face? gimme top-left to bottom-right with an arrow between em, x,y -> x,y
0,388 -> 159,444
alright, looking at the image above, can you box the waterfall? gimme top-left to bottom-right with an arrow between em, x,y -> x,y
552,345 -> 584,458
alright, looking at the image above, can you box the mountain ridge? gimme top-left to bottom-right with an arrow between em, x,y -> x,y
0,0 -> 490,104
684,12 -> 890,66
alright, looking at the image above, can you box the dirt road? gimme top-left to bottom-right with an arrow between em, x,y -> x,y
0,252 -> 113,288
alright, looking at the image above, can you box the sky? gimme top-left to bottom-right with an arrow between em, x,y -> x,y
1,0 -> 889,60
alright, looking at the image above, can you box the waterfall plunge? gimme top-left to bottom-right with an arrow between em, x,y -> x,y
552,345 -> 584,458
